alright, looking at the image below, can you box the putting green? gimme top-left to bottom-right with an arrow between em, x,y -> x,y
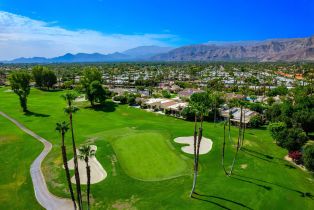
112,132 -> 191,181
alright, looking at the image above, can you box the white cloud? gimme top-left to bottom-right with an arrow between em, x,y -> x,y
0,11 -> 177,60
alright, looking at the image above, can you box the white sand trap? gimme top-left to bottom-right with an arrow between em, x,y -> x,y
4,89 -> 13,92
67,145 -> 107,184
174,136 -> 213,155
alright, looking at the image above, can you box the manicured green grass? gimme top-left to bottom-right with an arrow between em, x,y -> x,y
112,132 -> 191,181
0,86 -> 313,210
0,114 -> 44,210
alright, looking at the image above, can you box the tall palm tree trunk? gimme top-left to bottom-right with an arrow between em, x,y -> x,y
190,114 -> 198,197
61,144 -> 77,210
85,159 -> 91,210
241,110 -> 246,148
196,116 -> 203,173
222,121 -> 228,175
229,106 -> 243,176
191,115 -> 203,196
70,113 -> 83,210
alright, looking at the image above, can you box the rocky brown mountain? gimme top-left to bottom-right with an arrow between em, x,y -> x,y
153,36 -> 314,62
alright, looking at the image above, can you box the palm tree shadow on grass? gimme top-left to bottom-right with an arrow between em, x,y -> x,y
230,176 -> 272,191
193,192 -> 253,210
24,110 -> 50,117
233,173 -> 314,199
241,147 -> 297,169
85,101 -> 117,112
191,194 -> 231,210
38,88 -> 63,92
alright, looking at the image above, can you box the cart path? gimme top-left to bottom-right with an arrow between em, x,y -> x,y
0,111 -> 74,210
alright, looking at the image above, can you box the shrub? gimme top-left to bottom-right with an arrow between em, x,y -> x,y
303,144 -> 314,171
113,95 -> 127,104
162,90 -> 171,98
282,127 -> 308,151
288,151 -> 302,164
127,95 -> 136,105
249,114 -> 264,128
181,106 -> 195,121
268,122 -> 286,141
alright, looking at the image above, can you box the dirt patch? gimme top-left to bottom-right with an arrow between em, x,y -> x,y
111,195 -> 139,210
240,164 -> 248,169
284,155 -> 306,171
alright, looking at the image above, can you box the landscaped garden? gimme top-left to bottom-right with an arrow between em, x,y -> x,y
0,86 -> 313,209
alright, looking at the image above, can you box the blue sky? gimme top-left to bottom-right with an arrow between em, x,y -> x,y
0,0 -> 313,59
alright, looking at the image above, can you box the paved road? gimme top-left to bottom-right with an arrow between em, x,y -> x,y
0,111 -> 74,210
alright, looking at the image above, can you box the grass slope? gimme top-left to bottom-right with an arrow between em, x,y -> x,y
0,87 -> 313,210
112,132 -> 191,181
0,114 -> 44,210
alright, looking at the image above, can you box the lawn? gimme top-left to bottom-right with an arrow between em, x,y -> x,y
0,87 -> 313,210
112,132 -> 191,181
0,114 -> 44,210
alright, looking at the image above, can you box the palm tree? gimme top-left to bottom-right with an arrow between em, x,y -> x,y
190,92 -> 211,197
56,121 -> 77,210
78,145 -> 95,210
221,120 -> 229,175
190,102 -> 199,197
221,99 -> 245,176
62,91 -> 83,210
229,104 -> 244,176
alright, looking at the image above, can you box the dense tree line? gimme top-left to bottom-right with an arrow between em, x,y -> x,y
267,85 -> 314,171
32,66 -> 57,89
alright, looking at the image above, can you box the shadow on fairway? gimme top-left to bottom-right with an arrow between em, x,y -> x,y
191,194 -> 231,210
24,111 -> 50,117
85,101 -> 117,112
230,176 -> 272,190
233,173 -> 314,199
241,147 -> 298,169
193,192 -> 253,210
37,88 -> 63,92
241,147 -> 293,166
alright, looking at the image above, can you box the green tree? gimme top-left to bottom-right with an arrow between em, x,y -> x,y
268,122 -> 286,144
78,145 -> 95,210
281,127 -> 308,151
208,91 -> 224,123
249,114 -> 264,128
9,71 -> 31,112
56,121 -> 77,210
42,69 -> 57,90
81,68 -> 108,106
293,110 -> 314,135
88,80 -> 108,106
161,90 -> 171,98
303,144 -> 314,171
62,91 -> 83,210
32,66 -> 46,88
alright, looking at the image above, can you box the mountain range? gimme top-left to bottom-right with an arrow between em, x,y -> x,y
4,46 -> 173,64
153,36 -> 314,62
2,36 -> 314,63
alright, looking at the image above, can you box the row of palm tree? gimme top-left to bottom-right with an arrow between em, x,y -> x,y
221,99 -> 246,176
56,91 -> 95,210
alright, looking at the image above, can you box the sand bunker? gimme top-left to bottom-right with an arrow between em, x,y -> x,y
67,145 -> 107,184
174,136 -> 213,155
